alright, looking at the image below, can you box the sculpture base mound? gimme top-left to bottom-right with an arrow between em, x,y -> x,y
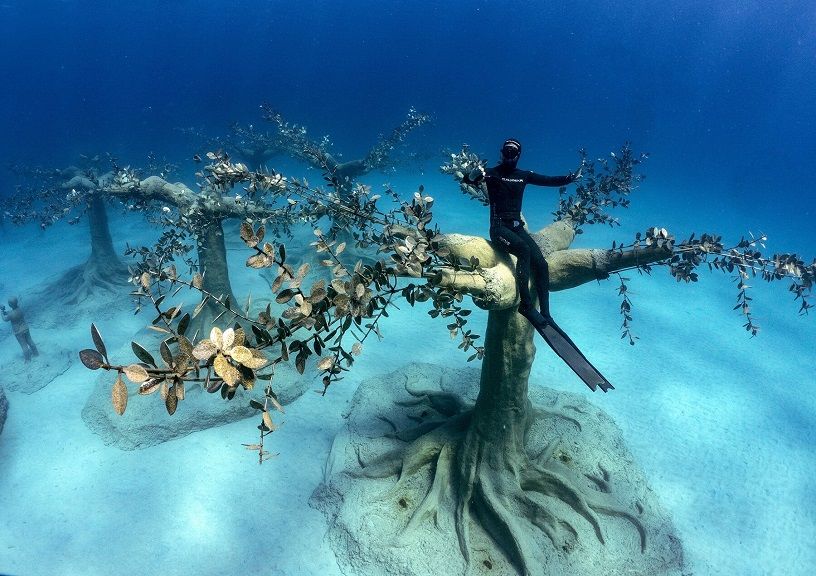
311,362 -> 688,576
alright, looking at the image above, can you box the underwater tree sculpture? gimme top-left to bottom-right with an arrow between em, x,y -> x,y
260,106 -> 431,198
3,159 -> 131,306
80,147 -> 814,574
98,155 -> 292,332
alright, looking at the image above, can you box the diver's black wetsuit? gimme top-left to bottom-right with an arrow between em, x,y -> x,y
484,165 -> 575,320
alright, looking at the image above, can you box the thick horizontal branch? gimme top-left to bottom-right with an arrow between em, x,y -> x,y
548,245 -> 672,290
430,229 -> 671,310
105,176 -> 283,220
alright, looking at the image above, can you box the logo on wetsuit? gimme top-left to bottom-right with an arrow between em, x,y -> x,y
502,177 -> 524,183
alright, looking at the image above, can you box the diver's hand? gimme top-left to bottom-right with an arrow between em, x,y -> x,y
570,165 -> 583,181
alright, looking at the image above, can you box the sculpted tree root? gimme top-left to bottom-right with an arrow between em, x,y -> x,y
55,257 -> 129,305
350,389 -> 646,575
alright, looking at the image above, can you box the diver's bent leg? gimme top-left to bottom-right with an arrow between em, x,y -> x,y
519,229 -> 551,319
490,225 -> 535,314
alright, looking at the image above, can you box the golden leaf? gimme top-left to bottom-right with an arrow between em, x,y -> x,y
192,339 -> 217,361
111,376 -> 128,416
140,272 -> 151,289
176,380 -> 185,401
229,345 -> 253,365
213,353 -> 239,386
222,328 -> 235,351
160,380 -> 169,400
317,356 -> 335,371
209,327 -> 223,350
241,353 -> 268,370
191,273 -> 204,289
233,328 -> 246,348
246,254 -> 270,269
352,342 -> 363,356
240,221 -> 255,246
262,410 -> 276,432
123,364 -> 150,383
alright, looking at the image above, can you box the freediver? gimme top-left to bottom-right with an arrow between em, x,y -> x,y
466,138 -> 613,392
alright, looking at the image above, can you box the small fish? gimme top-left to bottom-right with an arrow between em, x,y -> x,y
193,154 -> 202,163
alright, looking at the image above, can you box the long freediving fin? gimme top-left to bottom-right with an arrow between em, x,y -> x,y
536,318 -> 614,392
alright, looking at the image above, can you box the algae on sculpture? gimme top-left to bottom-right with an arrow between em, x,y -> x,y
80,144 -> 814,575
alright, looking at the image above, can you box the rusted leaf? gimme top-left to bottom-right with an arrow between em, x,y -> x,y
165,385 -> 178,415
111,375 -> 128,416
123,364 -> 150,383
192,339 -> 217,361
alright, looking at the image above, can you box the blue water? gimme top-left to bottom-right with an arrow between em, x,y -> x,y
1,2 -> 814,575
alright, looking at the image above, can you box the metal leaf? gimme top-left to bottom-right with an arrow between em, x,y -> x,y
79,349 -> 105,370
214,353 -> 239,387
138,379 -> 161,395
160,340 -> 173,368
177,313 -> 191,337
295,350 -> 307,375
91,323 -> 108,362
192,339 -> 217,361
123,364 -> 150,383
131,341 -> 157,367
262,410 -> 276,432
111,375 -> 128,416
165,385 -> 178,415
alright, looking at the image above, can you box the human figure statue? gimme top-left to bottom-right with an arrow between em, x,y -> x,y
2,297 -> 39,362
467,138 -> 613,392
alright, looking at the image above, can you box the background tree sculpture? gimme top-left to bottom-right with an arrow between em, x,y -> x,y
80,146 -> 814,575
3,157 -> 133,308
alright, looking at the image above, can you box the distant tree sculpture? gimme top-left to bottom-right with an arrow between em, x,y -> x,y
180,108 -> 430,195
178,123 -> 282,171
3,158 -> 132,305
80,146 -> 813,573
260,106 -> 430,196
98,154 -> 292,333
